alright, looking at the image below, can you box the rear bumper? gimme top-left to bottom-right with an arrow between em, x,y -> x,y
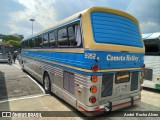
111,95 -> 140,111
77,95 -> 141,116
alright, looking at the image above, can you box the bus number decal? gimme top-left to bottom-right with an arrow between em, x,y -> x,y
85,53 -> 96,59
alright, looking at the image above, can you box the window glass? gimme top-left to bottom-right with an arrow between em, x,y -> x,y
29,39 -> 34,48
21,41 -> 24,48
144,39 -> 160,55
43,34 -> 49,47
75,25 -> 82,46
38,35 -> 43,47
35,37 -> 39,47
26,40 -> 29,48
67,24 -> 82,47
49,31 -> 56,47
58,28 -> 68,46
68,26 -> 76,46
0,46 -> 5,53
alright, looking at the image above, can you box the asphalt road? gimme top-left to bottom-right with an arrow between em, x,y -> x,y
0,61 -> 160,120
0,62 -> 44,101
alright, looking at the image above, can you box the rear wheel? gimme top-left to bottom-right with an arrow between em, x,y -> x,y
43,73 -> 51,94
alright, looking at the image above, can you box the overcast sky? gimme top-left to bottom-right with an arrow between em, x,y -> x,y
0,0 -> 159,37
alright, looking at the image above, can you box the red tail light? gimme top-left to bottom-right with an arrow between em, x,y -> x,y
92,65 -> 98,72
89,96 -> 96,103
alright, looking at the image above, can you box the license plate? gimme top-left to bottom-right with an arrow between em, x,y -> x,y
115,85 -> 127,94
115,71 -> 130,84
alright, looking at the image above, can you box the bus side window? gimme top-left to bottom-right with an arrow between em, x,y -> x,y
25,40 -> 28,48
68,26 -> 76,46
38,35 -> 43,48
21,41 -> 24,48
58,28 -> 68,47
35,37 -> 39,48
43,33 -> 49,47
75,25 -> 82,47
49,31 -> 56,47
29,39 -> 34,48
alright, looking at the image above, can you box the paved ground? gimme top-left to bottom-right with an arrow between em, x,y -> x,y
0,61 -> 160,120
0,62 -> 44,101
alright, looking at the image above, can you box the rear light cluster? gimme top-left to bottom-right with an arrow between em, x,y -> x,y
90,86 -> 97,93
92,65 -> 98,72
89,96 -> 96,103
91,76 -> 97,83
89,76 -> 98,103
141,72 -> 145,77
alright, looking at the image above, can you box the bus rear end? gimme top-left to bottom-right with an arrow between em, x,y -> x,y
76,7 -> 145,115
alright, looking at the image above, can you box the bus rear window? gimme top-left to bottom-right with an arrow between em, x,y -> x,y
91,12 -> 143,48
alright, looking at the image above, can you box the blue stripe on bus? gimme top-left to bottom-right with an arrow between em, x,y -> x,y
22,54 -> 142,76
21,49 -> 144,71
91,12 -> 142,48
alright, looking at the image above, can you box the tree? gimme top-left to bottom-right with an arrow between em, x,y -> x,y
0,34 -> 23,50
0,34 -> 21,42
4,40 -> 20,50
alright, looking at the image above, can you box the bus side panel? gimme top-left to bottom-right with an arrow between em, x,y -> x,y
143,56 -> 160,89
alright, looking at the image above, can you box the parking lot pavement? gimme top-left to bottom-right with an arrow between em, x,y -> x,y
0,61 -> 44,101
141,88 -> 160,108
0,91 -> 159,120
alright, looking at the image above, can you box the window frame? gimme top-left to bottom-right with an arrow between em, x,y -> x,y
21,21 -> 83,49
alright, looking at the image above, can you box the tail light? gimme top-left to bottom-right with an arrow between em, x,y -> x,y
92,65 -> 98,72
89,96 -> 96,103
141,72 -> 145,77
91,76 -> 98,83
90,86 -> 97,93
142,64 -> 145,69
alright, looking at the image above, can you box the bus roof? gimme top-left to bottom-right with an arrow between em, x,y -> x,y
23,6 -> 138,41
142,32 -> 160,40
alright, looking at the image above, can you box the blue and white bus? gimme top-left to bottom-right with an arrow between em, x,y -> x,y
20,7 -> 145,116
142,32 -> 160,90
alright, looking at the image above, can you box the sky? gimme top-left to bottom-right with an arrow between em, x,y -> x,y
0,0 -> 159,37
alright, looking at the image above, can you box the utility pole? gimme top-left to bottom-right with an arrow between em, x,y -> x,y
29,19 -> 35,35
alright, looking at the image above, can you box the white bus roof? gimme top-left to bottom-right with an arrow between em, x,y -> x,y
142,32 -> 160,40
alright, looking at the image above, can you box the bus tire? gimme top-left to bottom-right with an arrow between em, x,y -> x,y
43,72 -> 51,94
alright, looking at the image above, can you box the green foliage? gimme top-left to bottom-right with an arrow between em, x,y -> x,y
0,34 -> 23,50
0,34 -> 23,42
3,40 -> 20,49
